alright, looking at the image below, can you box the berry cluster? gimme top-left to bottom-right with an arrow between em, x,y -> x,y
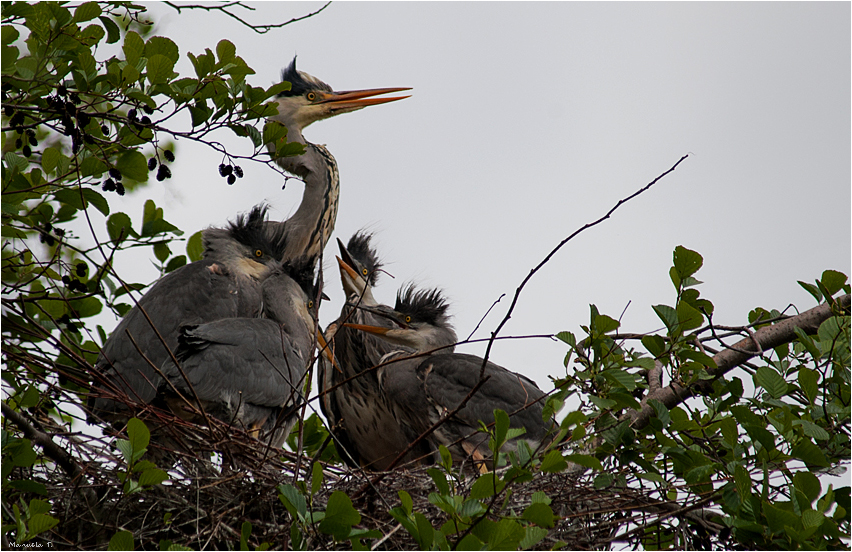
61,274 -> 87,293
44,85 -> 89,153
102,167 -> 125,196
56,313 -> 79,333
218,163 -> 244,185
127,105 -> 154,128
5,108 -> 38,157
38,223 -> 65,247
148,149 -> 175,181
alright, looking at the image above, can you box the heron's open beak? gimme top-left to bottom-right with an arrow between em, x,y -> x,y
336,255 -> 360,283
318,87 -> 411,111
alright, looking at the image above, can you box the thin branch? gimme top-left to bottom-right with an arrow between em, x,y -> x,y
163,1 -> 332,34
479,154 -> 690,378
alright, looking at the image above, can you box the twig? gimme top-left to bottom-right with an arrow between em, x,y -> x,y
479,154 -> 690,379
163,1 -> 332,34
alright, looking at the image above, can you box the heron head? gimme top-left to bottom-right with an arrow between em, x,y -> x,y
268,57 -> 411,144
336,233 -> 383,306
203,204 -> 288,279
344,285 -> 457,353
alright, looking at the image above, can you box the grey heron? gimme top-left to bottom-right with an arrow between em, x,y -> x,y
346,285 -> 555,471
161,256 -> 320,449
268,58 -> 410,263
88,59 -> 408,422
88,205 -> 288,420
318,233 -> 432,470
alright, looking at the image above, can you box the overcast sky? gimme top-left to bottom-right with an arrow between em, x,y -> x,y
98,2 -> 850,397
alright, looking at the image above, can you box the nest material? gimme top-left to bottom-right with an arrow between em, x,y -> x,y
3,401 -> 714,551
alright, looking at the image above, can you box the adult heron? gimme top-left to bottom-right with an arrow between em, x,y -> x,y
161,256 -> 320,449
269,58 -> 410,263
89,59 -> 408,421
346,285 -> 555,471
318,233 -> 432,470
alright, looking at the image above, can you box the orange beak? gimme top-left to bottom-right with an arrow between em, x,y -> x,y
317,87 -> 411,111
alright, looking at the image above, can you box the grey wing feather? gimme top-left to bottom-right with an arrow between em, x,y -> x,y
89,259 -> 263,418
166,318 -> 309,410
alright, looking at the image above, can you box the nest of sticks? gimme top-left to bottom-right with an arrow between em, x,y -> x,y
3,388 -> 720,552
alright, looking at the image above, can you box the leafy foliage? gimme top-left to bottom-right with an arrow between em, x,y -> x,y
1,3 -> 849,551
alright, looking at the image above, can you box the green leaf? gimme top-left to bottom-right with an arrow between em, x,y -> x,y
791,440 -> 829,467
802,509 -> 825,529
109,530 -> 134,551
146,54 -> 175,85
186,231 -> 204,262
127,417 -> 150,453
427,468 -> 450,496
754,366 -> 788,399
73,2 -> 101,22
26,513 -> 59,540
311,461 -> 324,496
240,521 -> 251,551
601,369 -> 636,391
820,270 -> 847,296
798,280 -> 823,302
522,502 -> 554,528
564,454 -> 602,471
652,304 -> 678,334
145,36 -> 179,64
98,16 -> 120,44
277,484 -> 306,520
519,526 -> 548,550
216,39 -> 236,64
672,245 -> 703,282
676,300 -> 704,331
398,490 -> 413,514
795,420 -> 830,442
122,31 -> 145,66
318,491 -> 360,541
798,368 -> 818,405
117,150 -> 149,182
469,473 -> 507,498
138,468 -> 168,487
793,471 -> 821,504
539,450 -> 568,473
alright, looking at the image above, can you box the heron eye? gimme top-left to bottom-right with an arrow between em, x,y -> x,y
306,92 -> 317,101
405,315 -> 411,323
308,300 -> 314,309
361,268 -> 369,276
255,249 -> 263,258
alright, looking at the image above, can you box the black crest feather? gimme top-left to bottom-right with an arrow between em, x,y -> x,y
395,285 -> 450,327
346,231 -> 383,286
228,204 -> 288,260
278,56 -> 332,98
281,255 -> 320,299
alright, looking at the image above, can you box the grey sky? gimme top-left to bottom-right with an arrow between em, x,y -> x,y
99,2 -> 850,393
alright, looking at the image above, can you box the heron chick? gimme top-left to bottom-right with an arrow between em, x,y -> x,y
346,285 -> 556,471
161,256 -> 321,449
318,233 -> 434,470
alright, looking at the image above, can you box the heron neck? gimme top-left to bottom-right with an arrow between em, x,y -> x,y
276,143 -> 340,262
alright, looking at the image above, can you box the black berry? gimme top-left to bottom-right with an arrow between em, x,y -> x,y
227,174 -> 236,185
76,263 -> 87,276
148,158 -> 157,171
234,166 -> 244,178
116,182 -> 125,196
108,168 -> 121,180
163,150 -> 174,162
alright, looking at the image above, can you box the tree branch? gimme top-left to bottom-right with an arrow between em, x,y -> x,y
627,294 -> 851,429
